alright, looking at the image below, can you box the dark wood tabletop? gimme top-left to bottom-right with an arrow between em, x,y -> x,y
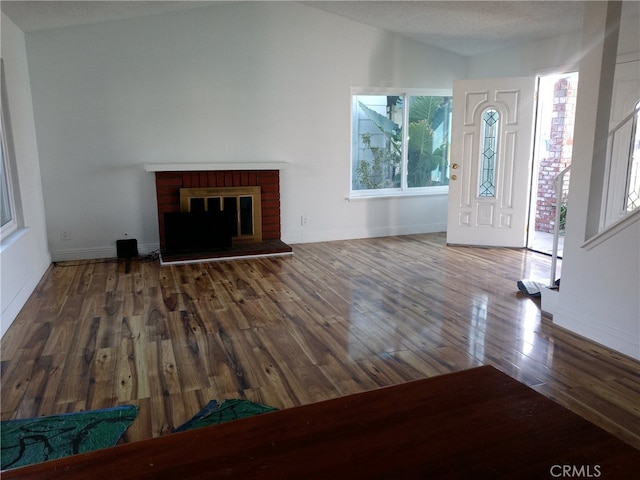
3,365 -> 639,479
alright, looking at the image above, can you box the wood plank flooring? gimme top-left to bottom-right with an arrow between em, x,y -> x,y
2,233 -> 639,450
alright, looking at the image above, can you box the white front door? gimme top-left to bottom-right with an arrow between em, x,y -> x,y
447,77 -> 536,247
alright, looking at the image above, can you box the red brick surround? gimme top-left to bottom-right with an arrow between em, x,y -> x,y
154,170 -> 281,250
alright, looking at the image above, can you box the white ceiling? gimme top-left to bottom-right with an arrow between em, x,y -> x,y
0,1 -> 637,56
1,1 -> 213,32
304,1 -> 586,56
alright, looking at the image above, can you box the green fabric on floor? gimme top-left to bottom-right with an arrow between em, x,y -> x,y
174,399 -> 277,432
1,405 -> 138,470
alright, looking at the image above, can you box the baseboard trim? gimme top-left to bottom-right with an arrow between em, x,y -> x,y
553,306 -> 640,361
283,224 -> 447,245
50,242 -> 160,262
1,253 -> 51,338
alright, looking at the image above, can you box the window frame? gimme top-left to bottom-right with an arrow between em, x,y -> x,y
0,59 -> 19,239
623,101 -> 640,212
350,87 -> 452,199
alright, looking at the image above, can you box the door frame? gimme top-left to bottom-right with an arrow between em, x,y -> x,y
525,70 -> 579,256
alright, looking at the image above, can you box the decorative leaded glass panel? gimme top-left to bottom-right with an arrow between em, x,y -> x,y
479,108 -> 499,198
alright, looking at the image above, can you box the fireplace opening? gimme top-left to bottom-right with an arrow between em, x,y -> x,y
164,210 -> 234,253
180,186 -> 262,243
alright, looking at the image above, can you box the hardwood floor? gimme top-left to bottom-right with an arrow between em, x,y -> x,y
2,233 -> 639,450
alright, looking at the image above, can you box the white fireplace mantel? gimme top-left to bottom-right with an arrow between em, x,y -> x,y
144,162 -> 288,172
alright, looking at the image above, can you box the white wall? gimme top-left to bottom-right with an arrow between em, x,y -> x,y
467,2 -> 638,78
0,13 -> 51,336
468,30 -> 584,78
553,2 -> 639,361
24,2 -> 466,260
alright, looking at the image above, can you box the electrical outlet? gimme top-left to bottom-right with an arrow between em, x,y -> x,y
61,230 -> 71,240
301,216 -> 309,226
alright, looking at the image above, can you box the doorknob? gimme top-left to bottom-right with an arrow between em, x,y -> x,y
451,163 -> 459,169
451,174 -> 458,180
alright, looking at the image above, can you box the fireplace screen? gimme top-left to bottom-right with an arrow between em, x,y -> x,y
180,186 -> 262,242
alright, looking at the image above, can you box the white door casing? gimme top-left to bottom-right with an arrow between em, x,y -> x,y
447,77 -> 536,247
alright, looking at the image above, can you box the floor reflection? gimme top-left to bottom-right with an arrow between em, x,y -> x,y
521,297 -> 540,356
468,295 -> 488,361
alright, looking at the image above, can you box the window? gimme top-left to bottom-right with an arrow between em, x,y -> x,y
479,108 -> 499,198
603,99 -> 640,229
624,101 -> 640,212
1,59 -> 18,239
351,90 -> 452,196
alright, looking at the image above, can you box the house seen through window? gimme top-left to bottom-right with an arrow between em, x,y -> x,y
351,91 -> 452,196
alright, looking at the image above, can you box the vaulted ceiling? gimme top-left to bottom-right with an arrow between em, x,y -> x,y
1,1 -> 638,56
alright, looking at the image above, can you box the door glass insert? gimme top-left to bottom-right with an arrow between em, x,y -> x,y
479,108 -> 499,197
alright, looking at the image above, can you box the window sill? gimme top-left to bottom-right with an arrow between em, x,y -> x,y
0,226 -> 29,253
582,207 -> 640,251
347,186 -> 448,201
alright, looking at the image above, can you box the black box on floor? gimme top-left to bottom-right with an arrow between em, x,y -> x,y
116,239 -> 138,258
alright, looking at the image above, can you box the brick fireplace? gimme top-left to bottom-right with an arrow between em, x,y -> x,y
147,165 -> 291,262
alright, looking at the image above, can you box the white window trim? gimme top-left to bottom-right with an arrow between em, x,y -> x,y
0,59 -> 19,240
623,101 -> 640,212
348,186 -> 449,201
349,87 -> 452,200
0,129 -> 18,238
